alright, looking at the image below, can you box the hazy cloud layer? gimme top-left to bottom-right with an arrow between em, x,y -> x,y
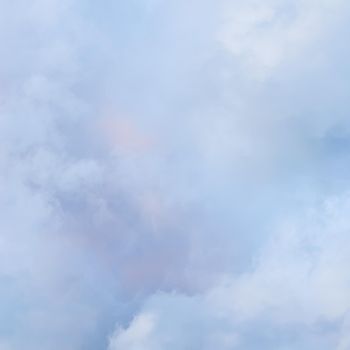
1,0 -> 350,349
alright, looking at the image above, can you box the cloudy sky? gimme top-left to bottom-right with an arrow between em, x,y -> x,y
1,0 -> 350,349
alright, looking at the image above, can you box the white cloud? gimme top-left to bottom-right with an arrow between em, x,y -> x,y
218,0 -> 347,79
108,313 -> 158,350
109,193 -> 350,349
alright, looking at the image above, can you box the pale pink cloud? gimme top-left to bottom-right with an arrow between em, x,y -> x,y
100,115 -> 155,155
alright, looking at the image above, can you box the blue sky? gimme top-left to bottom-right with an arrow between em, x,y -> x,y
1,0 -> 350,349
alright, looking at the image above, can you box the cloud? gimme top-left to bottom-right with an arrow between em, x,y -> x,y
108,313 -> 158,350
109,193 -> 350,349
99,114 -> 155,156
1,0 -> 350,349
218,0 -> 348,79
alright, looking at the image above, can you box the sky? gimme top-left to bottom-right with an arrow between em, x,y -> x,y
1,0 -> 350,349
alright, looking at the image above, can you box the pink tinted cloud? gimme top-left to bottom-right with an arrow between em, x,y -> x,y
100,115 -> 155,155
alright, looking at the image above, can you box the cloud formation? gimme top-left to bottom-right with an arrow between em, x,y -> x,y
1,0 -> 350,349
109,193 -> 350,349
219,0 -> 348,78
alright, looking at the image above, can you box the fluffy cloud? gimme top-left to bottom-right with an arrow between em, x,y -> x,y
1,0 -> 350,349
109,193 -> 350,349
218,0 -> 348,79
